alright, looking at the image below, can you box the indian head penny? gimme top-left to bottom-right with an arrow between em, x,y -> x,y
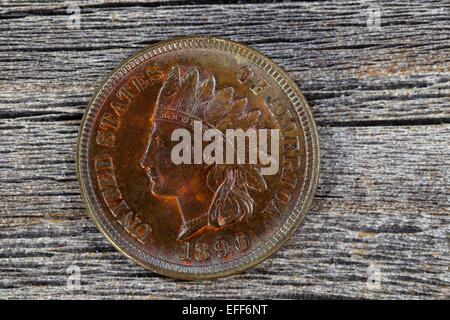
77,37 -> 319,279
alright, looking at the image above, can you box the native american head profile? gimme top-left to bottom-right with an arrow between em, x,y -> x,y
140,65 -> 270,241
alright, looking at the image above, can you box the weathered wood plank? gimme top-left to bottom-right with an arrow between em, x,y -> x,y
0,1 -> 448,299
0,120 -> 448,299
0,1 -> 448,123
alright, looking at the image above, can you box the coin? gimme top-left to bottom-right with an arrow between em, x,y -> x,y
77,36 -> 319,279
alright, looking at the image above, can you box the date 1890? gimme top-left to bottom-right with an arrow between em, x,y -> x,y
180,233 -> 249,262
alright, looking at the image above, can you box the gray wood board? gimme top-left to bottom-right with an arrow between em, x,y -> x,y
0,1 -> 448,299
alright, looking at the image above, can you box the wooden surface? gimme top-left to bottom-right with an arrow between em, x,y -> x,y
0,0 -> 448,299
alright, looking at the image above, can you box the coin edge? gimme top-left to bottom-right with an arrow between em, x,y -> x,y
76,36 -> 320,280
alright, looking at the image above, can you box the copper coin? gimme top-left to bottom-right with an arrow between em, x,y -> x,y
77,36 -> 319,279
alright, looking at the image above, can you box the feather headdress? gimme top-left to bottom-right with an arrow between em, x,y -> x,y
155,65 -> 261,132
155,65 -> 268,232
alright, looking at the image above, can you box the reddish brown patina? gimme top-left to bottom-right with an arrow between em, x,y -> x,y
77,37 -> 319,279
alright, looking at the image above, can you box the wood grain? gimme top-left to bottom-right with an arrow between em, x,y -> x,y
0,0 -> 448,299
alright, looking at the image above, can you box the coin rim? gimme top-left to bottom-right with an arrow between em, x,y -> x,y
77,36 -> 320,280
